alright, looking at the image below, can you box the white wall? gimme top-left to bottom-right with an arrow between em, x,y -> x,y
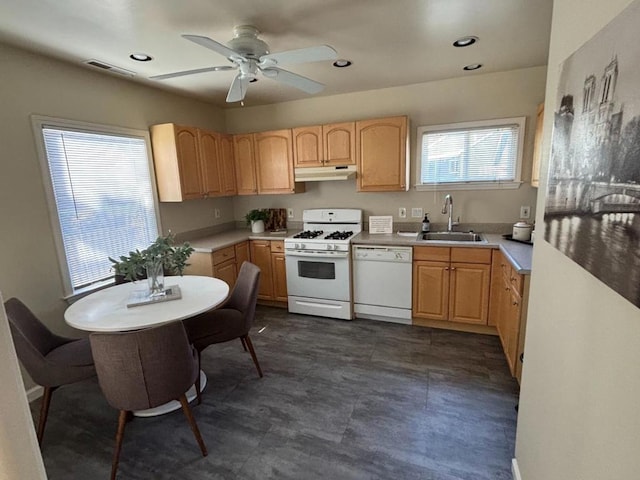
225,67 -> 545,227
515,1 -> 640,479
0,43 -> 230,385
0,293 -> 47,480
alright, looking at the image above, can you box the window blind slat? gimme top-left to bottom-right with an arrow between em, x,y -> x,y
42,127 -> 158,291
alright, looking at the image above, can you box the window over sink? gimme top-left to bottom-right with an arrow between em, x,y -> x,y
32,116 -> 160,297
415,117 -> 525,190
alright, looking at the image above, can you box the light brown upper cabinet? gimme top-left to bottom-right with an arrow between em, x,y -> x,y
356,116 -> 409,192
531,103 -> 544,188
219,134 -> 237,196
151,123 -> 236,201
233,133 -> 258,195
253,129 -> 305,195
293,122 -> 356,168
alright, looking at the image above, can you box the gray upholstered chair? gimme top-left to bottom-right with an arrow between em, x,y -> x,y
4,297 -> 96,445
89,321 -> 207,480
183,261 -> 263,382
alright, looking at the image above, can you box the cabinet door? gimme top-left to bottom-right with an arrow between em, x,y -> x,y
531,103 -> 544,188
219,133 -> 237,196
503,287 -> 522,375
412,261 -> 449,321
448,262 -> 491,325
183,251 -> 214,277
488,250 -> 505,327
233,134 -> 258,195
249,240 -> 274,299
271,252 -> 288,301
198,129 -> 223,197
214,258 -> 237,288
292,126 -> 323,168
235,241 -> 250,268
254,130 -> 296,194
174,126 -> 203,199
356,116 -> 408,192
323,122 -> 355,166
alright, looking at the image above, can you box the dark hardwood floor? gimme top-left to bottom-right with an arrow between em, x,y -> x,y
33,306 -> 519,479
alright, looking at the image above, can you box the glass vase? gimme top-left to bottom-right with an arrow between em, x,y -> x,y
146,259 -> 165,297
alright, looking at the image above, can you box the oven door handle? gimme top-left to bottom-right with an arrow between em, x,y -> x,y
285,250 -> 349,259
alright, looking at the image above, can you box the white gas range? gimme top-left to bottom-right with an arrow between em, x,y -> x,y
284,209 -> 362,320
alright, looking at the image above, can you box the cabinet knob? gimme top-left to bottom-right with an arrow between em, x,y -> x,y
451,267 -> 456,271
445,267 -> 449,271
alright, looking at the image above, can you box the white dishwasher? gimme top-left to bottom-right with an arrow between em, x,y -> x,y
353,245 -> 413,324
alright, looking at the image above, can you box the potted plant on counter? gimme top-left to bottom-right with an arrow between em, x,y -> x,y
109,233 -> 195,285
245,209 -> 269,234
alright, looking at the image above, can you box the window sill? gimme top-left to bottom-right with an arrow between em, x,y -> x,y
414,181 -> 523,191
63,278 -> 115,305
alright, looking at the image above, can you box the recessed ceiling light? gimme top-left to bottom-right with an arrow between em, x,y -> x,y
463,64 -> 483,71
333,59 -> 352,68
453,36 -> 478,48
129,53 -> 153,62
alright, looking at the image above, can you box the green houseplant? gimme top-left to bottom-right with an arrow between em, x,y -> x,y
245,209 -> 269,233
109,233 -> 195,284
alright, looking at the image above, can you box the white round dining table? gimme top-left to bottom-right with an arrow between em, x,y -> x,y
65,275 -> 229,332
65,275 -> 229,417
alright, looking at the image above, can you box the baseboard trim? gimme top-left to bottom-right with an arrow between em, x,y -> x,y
27,385 -> 43,403
512,458 -> 522,480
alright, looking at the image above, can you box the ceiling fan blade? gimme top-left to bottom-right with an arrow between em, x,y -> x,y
226,74 -> 251,103
259,45 -> 337,67
262,67 -> 324,94
150,65 -> 236,80
182,34 -> 242,60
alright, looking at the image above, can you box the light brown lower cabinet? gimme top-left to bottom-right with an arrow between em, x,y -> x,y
249,240 -> 287,303
412,247 -> 491,325
184,241 -> 249,289
490,250 -> 530,382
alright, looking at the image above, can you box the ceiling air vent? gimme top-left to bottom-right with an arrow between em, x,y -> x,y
83,59 -> 135,77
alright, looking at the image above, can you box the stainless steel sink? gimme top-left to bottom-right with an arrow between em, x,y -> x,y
418,231 -> 485,242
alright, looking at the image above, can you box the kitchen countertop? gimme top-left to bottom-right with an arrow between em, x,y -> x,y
353,231 -> 533,274
186,228 -> 533,275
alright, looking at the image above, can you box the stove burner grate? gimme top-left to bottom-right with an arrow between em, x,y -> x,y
324,231 -> 354,240
293,230 -> 324,239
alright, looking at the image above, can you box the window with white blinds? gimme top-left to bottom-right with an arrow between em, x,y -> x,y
33,117 -> 160,296
416,117 -> 525,190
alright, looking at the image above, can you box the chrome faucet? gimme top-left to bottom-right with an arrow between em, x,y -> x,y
442,194 -> 455,232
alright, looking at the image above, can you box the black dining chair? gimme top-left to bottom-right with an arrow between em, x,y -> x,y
183,261 -> 263,383
4,297 -> 96,445
90,321 -> 207,480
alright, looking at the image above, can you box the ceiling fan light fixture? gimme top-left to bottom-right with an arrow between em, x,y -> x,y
333,59 -> 352,68
453,36 -> 478,48
463,63 -> 483,71
129,53 -> 153,62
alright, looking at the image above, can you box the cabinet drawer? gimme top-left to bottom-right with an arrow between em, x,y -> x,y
213,245 -> 236,265
509,267 -> 524,295
413,246 -> 450,262
451,247 -> 491,265
270,240 -> 284,253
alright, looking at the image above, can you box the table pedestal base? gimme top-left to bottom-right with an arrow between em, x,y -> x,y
133,370 -> 207,418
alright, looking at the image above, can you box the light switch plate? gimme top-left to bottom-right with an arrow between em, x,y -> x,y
287,208 -> 294,219
399,207 -> 407,218
411,207 -> 423,218
520,206 -> 531,219
214,209 -> 221,219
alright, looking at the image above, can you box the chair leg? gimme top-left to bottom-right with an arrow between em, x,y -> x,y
195,350 -> 202,405
243,335 -> 263,378
178,394 -> 208,457
37,386 -> 56,445
111,410 -> 128,480
240,337 -> 248,351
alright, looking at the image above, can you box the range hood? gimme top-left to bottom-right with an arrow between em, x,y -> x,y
294,165 -> 357,182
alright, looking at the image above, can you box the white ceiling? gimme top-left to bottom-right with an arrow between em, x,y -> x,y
0,0 -> 553,108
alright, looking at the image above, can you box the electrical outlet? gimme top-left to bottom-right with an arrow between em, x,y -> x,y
411,207 -> 423,218
520,206 -> 531,219
214,208 -> 221,219
399,207 -> 407,218
287,208 -> 294,219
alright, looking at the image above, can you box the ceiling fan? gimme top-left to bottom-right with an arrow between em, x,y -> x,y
150,25 -> 338,103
